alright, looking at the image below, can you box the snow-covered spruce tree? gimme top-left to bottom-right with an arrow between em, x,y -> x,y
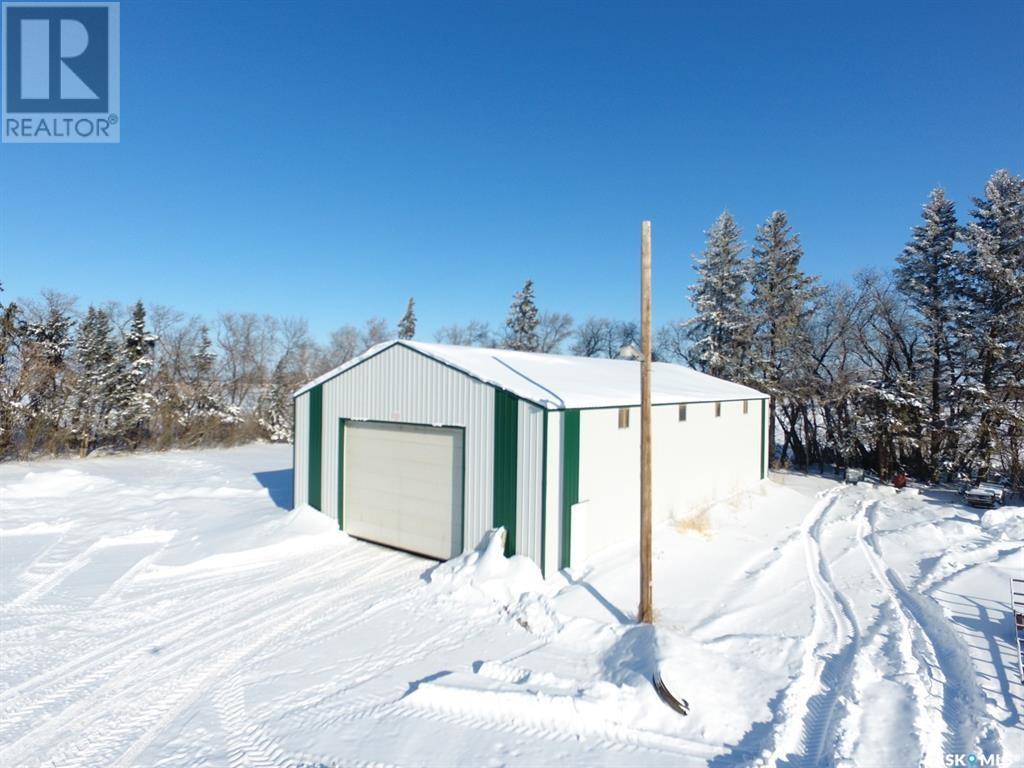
18,298 -> 75,454
895,188 -> 960,479
257,358 -> 294,442
685,211 -> 752,380
505,279 -> 540,352
749,211 -> 822,466
187,325 -> 231,444
957,169 -> 1024,482
113,301 -> 157,448
0,285 -> 20,457
398,298 -> 416,340
70,307 -> 118,455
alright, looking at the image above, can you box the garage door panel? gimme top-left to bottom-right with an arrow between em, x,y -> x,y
344,421 -> 463,560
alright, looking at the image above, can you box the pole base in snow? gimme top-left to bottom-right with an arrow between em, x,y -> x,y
652,673 -> 689,716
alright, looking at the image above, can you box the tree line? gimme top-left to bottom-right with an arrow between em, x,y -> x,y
1,168 -> 1020,486
680,169 -> 1022,485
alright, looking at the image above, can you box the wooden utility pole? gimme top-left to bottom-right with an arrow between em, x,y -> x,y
639,220 -> 654,624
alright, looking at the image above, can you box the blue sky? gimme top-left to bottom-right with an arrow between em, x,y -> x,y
2,0 -> 1022,341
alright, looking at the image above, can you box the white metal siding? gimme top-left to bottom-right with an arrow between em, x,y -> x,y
293,393 -> 309,508
575,399 -> 766,562
318,344 -> 496,552
344,422 -> 463,559
515,400 -> 545,565
543,411 -> 563,577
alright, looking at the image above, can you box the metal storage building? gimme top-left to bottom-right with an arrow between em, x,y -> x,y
293,340 -> 768,576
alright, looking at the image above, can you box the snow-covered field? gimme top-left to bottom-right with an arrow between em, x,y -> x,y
1,444 -> 1021,767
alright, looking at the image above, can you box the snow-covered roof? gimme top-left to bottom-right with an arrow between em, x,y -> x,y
294,340 -> 767,409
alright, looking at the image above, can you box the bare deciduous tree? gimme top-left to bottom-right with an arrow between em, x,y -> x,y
536,312 -> 573,354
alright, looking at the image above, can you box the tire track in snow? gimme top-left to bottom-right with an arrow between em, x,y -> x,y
0,547 -> 411,767
718,485 -> 996,768
849,498 -> 945,763
771,488 -> 861,768
6,546 -> 95,608
392,684 -> 720,763
208,563 -> 466,767
107,555 -> 422,768
686,528 -> 804,639
720,488 -> 860,768
213,675 -> 292,768
0,545 -> 362,739
286,615 -> 494,734
68,556 -> 414,768
0,545 -> 330,705
858,498 -> 988,759
48,559 -> 408,768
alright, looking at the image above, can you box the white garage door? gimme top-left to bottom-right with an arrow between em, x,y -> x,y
344,421 -> 464,560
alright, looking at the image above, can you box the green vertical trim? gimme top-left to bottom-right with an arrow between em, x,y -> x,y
337,418 -> 346,529
492,389 -> 519,557
560,409 -> 580,570
308,385 -> 323,510
760,399 -> 766,480
540,410 -> 549,576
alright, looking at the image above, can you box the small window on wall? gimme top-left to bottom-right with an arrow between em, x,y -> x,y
715,402 -> 722,417
678,404 -> 687,422
743,400 -> 749,414
618,408 -> 630,429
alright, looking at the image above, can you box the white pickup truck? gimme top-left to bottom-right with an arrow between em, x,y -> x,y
964,482 -> 1008,508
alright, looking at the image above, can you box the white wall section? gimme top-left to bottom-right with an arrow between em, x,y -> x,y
293,393 -> 309,509
515,400 -> 545,565
575,399 -> 765,562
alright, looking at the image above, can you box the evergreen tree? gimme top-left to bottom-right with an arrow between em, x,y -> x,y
686,211 -> 751,379
71,307 -> 118,455
749,211 -> 821,464
505,279 -> 540,351
957,169 -> 1024,480
114,301 -> 157,446
398,297 -> 417,340
0,284 -> 20,456
19,299 -> 75,453
257,358 -> 294,442
192,325 -> 219,415
895,188 -> 959,478
186,325 -> 235,444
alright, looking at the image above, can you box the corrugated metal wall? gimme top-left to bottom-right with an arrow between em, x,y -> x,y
542,411 -> 563,577
515,400 -> 545,566
293,393 -> 309,508
315,344 -> 497,552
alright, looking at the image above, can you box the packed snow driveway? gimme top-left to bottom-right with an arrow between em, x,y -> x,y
1,446 -> 1020,767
